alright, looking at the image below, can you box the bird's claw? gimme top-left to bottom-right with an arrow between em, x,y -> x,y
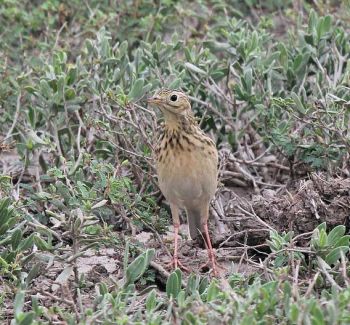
199,259 -> 219,276
166,256 -> 190,272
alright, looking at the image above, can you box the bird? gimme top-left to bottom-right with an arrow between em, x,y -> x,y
147,89 -> 219,275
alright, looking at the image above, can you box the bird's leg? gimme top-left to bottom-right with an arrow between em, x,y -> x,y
173,222 -> 180,268
173,223 -> 189,271
202,222 -> 218,276
165,223 -> 189,271
166,205 -> 190,272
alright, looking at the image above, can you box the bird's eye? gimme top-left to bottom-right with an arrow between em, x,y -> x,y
170,94 -> 178,102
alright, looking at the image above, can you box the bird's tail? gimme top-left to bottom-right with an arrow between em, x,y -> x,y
186,208 -> 205,240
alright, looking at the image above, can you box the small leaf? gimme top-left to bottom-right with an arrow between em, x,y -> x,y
52,266 -> 73,291
128,78 -> 144,101
293,54 -> 303,71
166,271 -> 180,298
206,280 -> 219,302
11,229 -> 22,250
308,9 -> 318,34
317,222 -> 327,232
278,43 -> 288,70
198,276 -> 209,294
99,282 -> 108,295
39,79 -> 52,98
57,76 -> 65,99
318,229 -> 328,248
66,66 -> 77,85
18,233 -> 35,251
185,62 -> 206,75
325,246 -> 349,265
24,85 -> 37,94
175,268 -> 182,287
243,67 -> 252,95
85,39 -> 95,55
0,198 -> 12,224
334,235 -> 350,248
26,263 -> 42,285
169,78 -> 182,89
55,181 -> 72,203
91,200 -> 108,210
34,235 -> 51,251
144,249 -> 155,268
184,48 -> 193,62
146,289 -> 157,312
186,273 -> 200,296
177,290 -> 186,307
317,16 -> 332,41
18,312 -> 35,325
125,254 -> 145,285
14,290 -> 25,315
118,40 -> 128,57
290,303 -> 299,322
125,249 -> 155,286
185,311 -> 196,323
65,88 -> 76,100
321,16 -> 332,35
0,223 -> 10,236
327,225 -> 346,247
291,92 -> 306,114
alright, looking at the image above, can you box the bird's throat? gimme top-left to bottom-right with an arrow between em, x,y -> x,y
162,111 -> 197,133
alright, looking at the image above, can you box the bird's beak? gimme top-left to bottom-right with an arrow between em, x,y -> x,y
146,96 -> 161,104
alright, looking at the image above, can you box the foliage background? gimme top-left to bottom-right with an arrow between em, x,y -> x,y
1,0 -> 350,324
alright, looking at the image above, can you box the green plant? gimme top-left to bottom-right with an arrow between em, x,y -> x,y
1,1 -> 350,324
311,223 -> 350,265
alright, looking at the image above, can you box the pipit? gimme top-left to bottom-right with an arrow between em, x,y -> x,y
147,89 -> 218,275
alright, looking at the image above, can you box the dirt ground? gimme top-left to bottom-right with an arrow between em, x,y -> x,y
1,149 -> 350,317
31,174 -> 350,309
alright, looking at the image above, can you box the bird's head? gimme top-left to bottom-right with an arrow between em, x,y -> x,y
147,89 -> 192,119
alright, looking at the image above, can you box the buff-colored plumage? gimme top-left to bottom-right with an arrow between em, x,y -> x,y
147,89 -> 218,275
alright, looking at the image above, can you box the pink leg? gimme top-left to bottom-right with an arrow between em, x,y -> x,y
173,223 -> 180,269
166,205 -> 189,272
166,223 -> 190,272
202,223 -> 218,276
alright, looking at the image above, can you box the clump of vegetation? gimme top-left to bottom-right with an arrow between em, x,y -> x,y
1,0 -> 349,323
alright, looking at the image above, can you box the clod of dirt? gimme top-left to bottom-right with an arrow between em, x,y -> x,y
224,173 -> 350,244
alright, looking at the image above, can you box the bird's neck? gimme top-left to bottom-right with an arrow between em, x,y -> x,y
163,111 -> 197,132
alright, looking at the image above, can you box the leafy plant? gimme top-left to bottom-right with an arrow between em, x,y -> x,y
1,1 -> 350,324
311,223 -> 350,265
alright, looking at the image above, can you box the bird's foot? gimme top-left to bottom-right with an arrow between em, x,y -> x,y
166,256 -> 190,272
199,259 -> 219,277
